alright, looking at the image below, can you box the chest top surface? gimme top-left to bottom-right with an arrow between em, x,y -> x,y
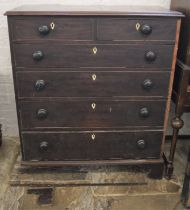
5,5 -> 183,17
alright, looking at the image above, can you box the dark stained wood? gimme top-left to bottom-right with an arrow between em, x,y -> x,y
9,16 -> 178,42
4,5 -> 183,17
19,100 -> 166,129
20,159 -> 165,178
6,15 -> 26,159
21,130 -> 162,161
10,17 -> 94,41
14,67 -> 171,72
97,18 -> 177,41
10,158 -> 165,187
5,6 -> 182,176
16,71 -> 170,98
20,159 -> 164,167
148,162 -> 164,179
13,43 -> 174,68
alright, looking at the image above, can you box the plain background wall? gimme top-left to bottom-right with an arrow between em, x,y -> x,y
0,0 -> 173,137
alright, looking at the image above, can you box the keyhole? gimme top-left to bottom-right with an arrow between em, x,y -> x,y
91,134 -> 96,140
92,74 -> 96,81
136,23 -> 141,31
91,103 -> 96,110
92,47 -> 98,55
50,22 -> 55,30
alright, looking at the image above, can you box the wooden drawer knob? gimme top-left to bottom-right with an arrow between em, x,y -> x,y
140,24 -> 152,35
38,25 -> 50,35
145,51 -> 157,62
139,107 -> 149,118
37,109 -> 48,120
35,80 -> 45,91
33,51 -> 44,61
137,139 -> 146,149
142,79 -> 153,90
40,141 -> 49,151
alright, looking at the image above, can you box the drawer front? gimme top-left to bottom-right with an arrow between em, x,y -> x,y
19,100 -> 166,129
11,17 -> 94,40
97,18 -> 177,41
22,131 -> 162,161
13,44 -> 174,68
16,71 -> 170,98
11,17 -> 177,42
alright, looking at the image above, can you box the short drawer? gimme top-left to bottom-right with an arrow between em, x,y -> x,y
16,71 -> 170,98
11,17 -> 94,40
22,131 -> 163,161
97,18 -> 177,41
13,44 -> 174,68
19,100 -> 166,129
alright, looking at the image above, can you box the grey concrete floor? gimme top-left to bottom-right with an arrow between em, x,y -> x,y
0,136 -> 189,210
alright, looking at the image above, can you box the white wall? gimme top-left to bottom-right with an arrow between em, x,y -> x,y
0,0 -> 171,137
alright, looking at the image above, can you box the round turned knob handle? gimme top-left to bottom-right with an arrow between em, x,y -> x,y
145,51 -> 157,62
37,109 -> 48,120
35,80 -> 45,91
33,51 -> 44,61
40,141 -> 48,151
140,24 -> 152,35
137,139 -> 146,149
139,107 -> 149,118
142,79 -> 153,90
38,25 -> 50,35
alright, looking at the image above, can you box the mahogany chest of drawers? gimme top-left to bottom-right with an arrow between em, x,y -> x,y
5,5 -> 183,178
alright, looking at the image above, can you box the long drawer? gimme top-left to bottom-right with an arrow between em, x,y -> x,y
10,17 -> 176,41
19,100 -> 166,129
13,44 -> 174,68
16,71 -> 170,98
22,131 -> 163,161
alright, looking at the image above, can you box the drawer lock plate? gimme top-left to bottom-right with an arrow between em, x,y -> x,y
92,47 -> 98,55
91,103 -> 96,109
91,103 -> 96,110
91,134 -> 96,140
50,22 -> 55,30
92,74 -> 96,81
136,23 -> 141,31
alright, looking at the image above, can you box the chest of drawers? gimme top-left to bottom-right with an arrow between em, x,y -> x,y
5,5 -> 183,178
